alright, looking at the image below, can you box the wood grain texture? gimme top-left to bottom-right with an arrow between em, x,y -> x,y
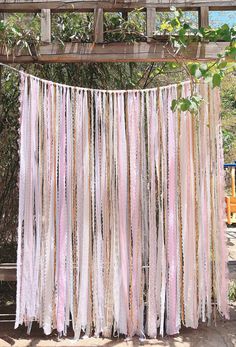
0,41 -> 231,63
0,1 -> 235,12
41,9 -> 51,43
0,263 -> 16,281
146,8 -> 156,42
198,6 -> 209,28
94,8 -> 104,43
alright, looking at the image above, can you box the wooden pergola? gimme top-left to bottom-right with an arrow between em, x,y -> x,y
0,0 -> 235,63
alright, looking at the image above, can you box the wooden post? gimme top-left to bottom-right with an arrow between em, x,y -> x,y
199,6 -> 209,28
41,9 -> 51,43
232,168 -> 235,197
122,11 -> 128,22
94,8 -> 104,43
146,8 -> 156,43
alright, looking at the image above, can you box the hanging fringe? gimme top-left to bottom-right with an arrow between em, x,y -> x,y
15,73 -> 229,339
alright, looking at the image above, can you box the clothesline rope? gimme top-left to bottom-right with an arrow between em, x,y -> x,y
0,62 -> 194,93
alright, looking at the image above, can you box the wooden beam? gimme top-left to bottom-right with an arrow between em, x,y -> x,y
228,260 -> 236,280
94,8 -> 104,43
0,41 -> 231,63
146,8 -> 156,42
0,263 -> 16,281
41,9 -> 51,43
199,6 -> 209,28
121,11 -> 128,21
0,1 -> 235,12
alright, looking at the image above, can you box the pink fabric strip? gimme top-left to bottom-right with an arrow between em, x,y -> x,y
94,91 -> 105,335
182,83 -> 197,328
117,92 -> 129,335
110,92 -> 120,333
57,86 -> 67,334
212,86 -> 229,319
166,85 -> 178,335
147,90 -> 158,338
15,74 -> 27,328
127,91 -> 141,335
198,82 -> 211,322
158,87 -> 167,337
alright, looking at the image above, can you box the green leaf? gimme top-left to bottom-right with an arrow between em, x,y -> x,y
218,61 -> 227,69
171,18 -> 180,28
212,73 -> 222,88
180,99 -> 191,112
171,99 -> 178,112
189,63 -> 199,76
160,22 -> 173,32
221,24 -> 230,31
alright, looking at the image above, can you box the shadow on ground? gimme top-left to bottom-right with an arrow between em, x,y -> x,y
0,305 -> 236,347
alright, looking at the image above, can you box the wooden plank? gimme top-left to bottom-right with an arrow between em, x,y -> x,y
121,10 -> 128,21
41,9 -> 51,43
146,8 -> 156,42
228,260 -> 236,280
199,6 -> 209,28
0,41 -> 231,63
0,1 -> 235,12
94,8 -> 104,43
0,263 -> 16,281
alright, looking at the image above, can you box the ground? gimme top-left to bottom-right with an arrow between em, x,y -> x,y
1,312 -> 236,347
0,227 -> 236,347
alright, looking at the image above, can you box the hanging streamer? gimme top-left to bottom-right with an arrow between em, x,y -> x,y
15,72 -> 229,338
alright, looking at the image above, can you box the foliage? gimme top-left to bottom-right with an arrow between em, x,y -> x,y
221,75 -> 236,163
156,7 -> 236,113
171,94 -> 203,114
0,68 -> 19,262
222,129 -> 235,155
229,280 -> 236,301
52,12 -> 94,43
104,10 -> 146,42
0,14 -> 40,57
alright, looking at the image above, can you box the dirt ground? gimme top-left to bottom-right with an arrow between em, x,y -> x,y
0,227 -> 236,347
0,310 -> 236,347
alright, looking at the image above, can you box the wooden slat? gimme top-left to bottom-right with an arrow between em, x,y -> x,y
94,8 -> 104,43
0,42 -> 229,63
0,1 -> 235,12
121,10 -> 128,21
199,6 -> 209,28
227,197 -> 236,204
41,9 -> 51,43
0,41 -> 231,63
0,263 -> 16,281
146,8 -> 156,42
228,260 -> 236,280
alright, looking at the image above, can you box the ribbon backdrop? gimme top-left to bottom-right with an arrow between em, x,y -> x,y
15,74 -> 229,338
